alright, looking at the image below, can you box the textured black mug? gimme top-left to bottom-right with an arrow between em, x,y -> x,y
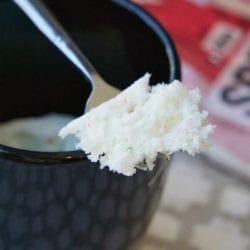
0,0 -> 180,249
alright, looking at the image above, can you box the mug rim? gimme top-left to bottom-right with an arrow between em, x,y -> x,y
0,0 -> 181,164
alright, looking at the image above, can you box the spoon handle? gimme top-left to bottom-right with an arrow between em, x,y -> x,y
13,0 -> 96,84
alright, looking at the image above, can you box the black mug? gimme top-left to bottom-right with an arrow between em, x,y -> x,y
0,0 -> 180,249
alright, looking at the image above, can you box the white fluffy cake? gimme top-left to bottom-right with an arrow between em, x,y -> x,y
59,74 -> 214,176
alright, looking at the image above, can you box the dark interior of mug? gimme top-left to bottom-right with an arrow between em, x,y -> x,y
0,0 -> 174,122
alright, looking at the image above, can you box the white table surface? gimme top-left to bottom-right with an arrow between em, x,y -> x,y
133,153 -> 250,250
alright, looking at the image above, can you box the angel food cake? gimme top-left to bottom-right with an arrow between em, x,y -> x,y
60,74 -> 214,176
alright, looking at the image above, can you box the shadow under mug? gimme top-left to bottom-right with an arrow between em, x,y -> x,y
0,0 -> 180,249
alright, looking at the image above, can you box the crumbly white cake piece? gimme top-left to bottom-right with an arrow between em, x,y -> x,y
59,74 -> 214,176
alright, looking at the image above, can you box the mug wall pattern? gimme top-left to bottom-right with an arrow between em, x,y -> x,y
0,157 -> 169,250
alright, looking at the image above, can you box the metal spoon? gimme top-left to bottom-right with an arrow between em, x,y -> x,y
13,0 -> 120,112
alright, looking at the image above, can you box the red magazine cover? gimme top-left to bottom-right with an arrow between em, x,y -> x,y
133,0 -> 250,177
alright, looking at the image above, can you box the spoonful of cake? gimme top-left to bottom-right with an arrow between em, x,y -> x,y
14,0 -> 120,112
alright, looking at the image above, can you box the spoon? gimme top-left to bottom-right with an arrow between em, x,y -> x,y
13,0 -> 120,112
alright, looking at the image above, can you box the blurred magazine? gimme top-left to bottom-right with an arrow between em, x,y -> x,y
132,0 -> 250,180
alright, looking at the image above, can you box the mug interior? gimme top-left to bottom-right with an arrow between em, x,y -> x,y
0,0 -> 179,155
